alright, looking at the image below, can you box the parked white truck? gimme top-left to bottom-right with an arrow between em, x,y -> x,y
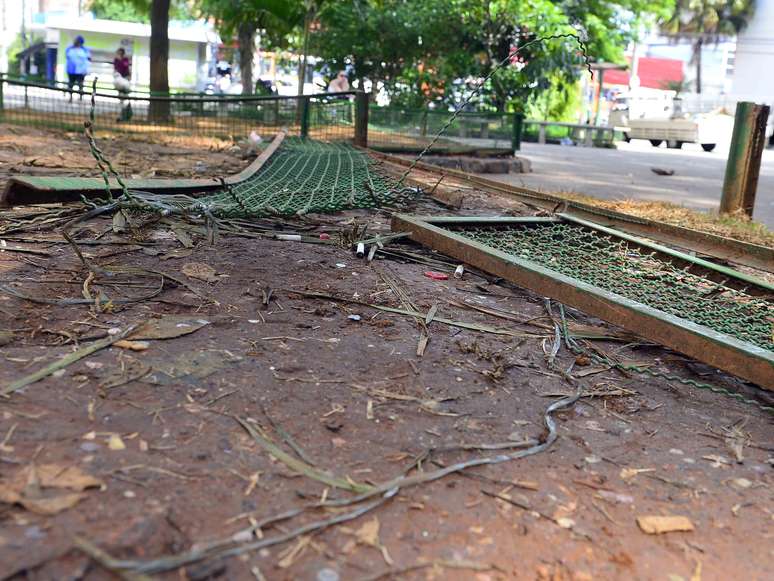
619,113 -> 734,152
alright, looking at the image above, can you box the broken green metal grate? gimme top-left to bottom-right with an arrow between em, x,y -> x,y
449,221 -> 773,351
392,214 -> 774,391
1,136 -> 416,216
193,138 -> 406,217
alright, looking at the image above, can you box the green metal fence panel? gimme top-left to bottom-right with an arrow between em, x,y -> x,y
0,77 -> 357,142
367,107 -> 515,154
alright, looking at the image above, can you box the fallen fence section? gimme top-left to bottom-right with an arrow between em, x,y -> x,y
392,214 -> 774,391
370,150 -> 774,274
1,132 -> 286,206
2,136 -> 414,218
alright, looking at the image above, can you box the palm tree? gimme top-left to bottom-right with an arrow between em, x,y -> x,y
661,0 -> 756,94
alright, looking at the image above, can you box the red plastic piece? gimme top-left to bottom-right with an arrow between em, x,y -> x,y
424,271 -> 449,281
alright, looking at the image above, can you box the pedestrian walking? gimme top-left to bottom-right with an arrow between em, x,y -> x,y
65,35 -> 90,102
113,47 -> 133,121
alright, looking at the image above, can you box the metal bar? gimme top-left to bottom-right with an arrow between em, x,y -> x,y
354,91 -> 369,148
300,96 -> 310,139
512,112 -> 523,152
367,149 -> 774,273
721,102 -> 770,218
391,213 -> 774,391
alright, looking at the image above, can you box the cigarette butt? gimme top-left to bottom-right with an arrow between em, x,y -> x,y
454,265 -> 464,278
356,242 -> 365,258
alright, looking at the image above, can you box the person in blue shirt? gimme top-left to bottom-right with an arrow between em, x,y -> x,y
65,35 -> 90,102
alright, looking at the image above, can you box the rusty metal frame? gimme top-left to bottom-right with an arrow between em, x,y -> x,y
391,213 -> 774,391
370,149 -> 774,273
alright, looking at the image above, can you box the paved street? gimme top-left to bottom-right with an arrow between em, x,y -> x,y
488,139 -> 774,229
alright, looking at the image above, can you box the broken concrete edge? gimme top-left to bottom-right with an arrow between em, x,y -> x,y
420,155 -> 532,174
391,213 -> 774,392
0,131 -> 287,208
367,149 -> 774,274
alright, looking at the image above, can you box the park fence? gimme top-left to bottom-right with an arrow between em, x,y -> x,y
1,76 -> 619,151
368,107 -> 522,154
0,76 -> 362,143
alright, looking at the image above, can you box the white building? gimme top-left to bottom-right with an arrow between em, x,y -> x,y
732,0 -> 774,101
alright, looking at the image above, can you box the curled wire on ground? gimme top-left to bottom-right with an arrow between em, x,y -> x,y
77,388 -> 580,575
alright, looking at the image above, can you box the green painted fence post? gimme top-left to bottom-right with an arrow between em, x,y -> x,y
512,112 -> 524,153
720,101 -> 770,218
354,91 -> 369,147
300,95 -> 310,139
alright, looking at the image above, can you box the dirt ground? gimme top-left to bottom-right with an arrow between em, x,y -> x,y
0,127 -> 773,581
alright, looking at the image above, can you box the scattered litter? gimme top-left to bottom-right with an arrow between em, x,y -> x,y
424,271 -> 449,281
348,314 -> 362,322
276,234 -> 302,241
651,167 -> 675,176
454,265 -> 464,278
335,263 -> 347,268
356,242 -> 366,258
637,515 -> 694,534
319,233 -> 331,240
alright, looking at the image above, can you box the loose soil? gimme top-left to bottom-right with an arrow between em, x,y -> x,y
0,128 -> 772,581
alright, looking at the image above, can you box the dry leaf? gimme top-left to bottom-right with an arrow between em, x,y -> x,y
128,316 -> 210,341
18,493 -> 86,515
113,339 -> 150,351
108,434 -> 126,451
637,515 -> 694,534
35,465 -> 102,491
353,517 -> 393,565
182,262 -> 218,283
0,464 -> 101,515
277,536 -> 311,569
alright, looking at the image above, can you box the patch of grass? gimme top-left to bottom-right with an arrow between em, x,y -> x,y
559,193 -> 773,249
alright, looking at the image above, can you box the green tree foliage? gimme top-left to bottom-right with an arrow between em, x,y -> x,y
661,0 -> 755,93
87,0 -> 191,23
312,0 -> 671,113
197,0 -> 299,94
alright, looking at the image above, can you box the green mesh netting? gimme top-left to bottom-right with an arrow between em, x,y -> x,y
447,221 -> 774,350
131,138 -> 409,218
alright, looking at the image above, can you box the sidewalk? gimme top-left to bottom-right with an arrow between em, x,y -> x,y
488,140 -> 774,229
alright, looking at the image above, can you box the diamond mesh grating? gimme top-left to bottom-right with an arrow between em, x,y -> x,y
448,221 -> 774,350
131,138 -> 407,218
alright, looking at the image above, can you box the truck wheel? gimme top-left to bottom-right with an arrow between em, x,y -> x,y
701,143 -> 716,152
649,139 -> 663,147
667,140 -> 683,149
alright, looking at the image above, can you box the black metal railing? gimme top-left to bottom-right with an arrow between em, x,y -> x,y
0,76 -> 363,143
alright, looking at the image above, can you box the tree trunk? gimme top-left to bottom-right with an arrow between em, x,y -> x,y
297,4 -> 312,97
694,37 -> 703,95
238,23 -> 256,96
149,0 -> 170,121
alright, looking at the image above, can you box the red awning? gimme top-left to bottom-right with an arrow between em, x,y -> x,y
604,57 -> 683,89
